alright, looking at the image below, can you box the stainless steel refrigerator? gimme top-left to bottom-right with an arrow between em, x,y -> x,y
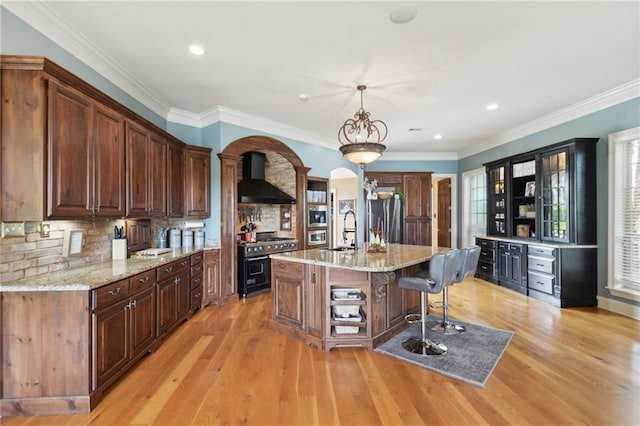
367,198 -> 404,243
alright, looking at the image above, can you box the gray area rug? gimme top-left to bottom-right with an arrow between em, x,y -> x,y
375,317 -> 513,387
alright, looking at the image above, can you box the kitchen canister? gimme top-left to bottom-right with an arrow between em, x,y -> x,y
182,229 -> 194,248
169,228 -> 181,248
194,230 -> 205,249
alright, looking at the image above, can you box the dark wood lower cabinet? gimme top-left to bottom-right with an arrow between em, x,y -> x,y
475,237 -> 596,307
0,253 -> 204,417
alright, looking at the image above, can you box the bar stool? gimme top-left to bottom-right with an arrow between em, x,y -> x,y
398,249 -> 463,355
431,246 -> 481,335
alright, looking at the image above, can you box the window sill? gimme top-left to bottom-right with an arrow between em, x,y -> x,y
606,286 -> 640,302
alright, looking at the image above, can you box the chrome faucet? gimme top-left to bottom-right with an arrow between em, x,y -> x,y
342,209 -> 358,249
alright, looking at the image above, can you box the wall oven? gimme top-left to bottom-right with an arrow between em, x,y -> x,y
308,229 -> 327,246
308,205 -> 327,228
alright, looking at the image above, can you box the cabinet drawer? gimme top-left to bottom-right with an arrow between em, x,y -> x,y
92,278 -> 130,310
272,259 -> 304,279
191,263 -> 203,277
498,242 -> 509,251
528,245 -> 555,257
190,252 -> 203,265
480,248 -> 495,261
191,273 -> 203,290
157,258 -> 190,281
477,261 -> 494,276
509,243 -> 524,253
191,287 -> 202,309
476,238 -> 496,249
528,271 -> 554,294
528,255 -> 555,274
130,269 -> 155,293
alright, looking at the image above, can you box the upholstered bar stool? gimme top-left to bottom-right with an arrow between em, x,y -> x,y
431,246 -> 481,335
398,249 -> 463,355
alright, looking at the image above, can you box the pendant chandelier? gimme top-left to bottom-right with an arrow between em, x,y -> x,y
338,85 -> 388,167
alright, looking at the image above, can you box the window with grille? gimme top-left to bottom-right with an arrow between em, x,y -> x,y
463,168 -> 487,247
608,127 -> 640,301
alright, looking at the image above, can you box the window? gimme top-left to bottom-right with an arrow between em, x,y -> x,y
462,168 -> 487,248
608,127 -> 640,301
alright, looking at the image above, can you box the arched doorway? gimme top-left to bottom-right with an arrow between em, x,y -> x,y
217,136 -> 310,305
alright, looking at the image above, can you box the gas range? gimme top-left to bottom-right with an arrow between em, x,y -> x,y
237,232 -> 298,257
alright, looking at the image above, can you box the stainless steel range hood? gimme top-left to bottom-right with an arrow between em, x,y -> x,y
237,152 -> 295,204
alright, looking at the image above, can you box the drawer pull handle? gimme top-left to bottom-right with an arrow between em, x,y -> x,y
481,266 -> 488,270
108,288 -> 121,296
164,266 -> 173,273
536,263 -> 544,267
536,281 -> 544,285
139,276 -> 150,283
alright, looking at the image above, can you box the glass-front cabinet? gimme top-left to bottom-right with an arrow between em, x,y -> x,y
540,149 -> 569,242
487,163 -> 508,236
484,138 -> 597,245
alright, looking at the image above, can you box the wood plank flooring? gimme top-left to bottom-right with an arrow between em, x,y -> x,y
3,277 -> 639,425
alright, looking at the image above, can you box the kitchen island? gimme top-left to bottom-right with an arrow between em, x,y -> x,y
269,244 -> 447,351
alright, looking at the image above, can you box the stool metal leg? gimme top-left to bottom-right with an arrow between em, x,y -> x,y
431,286 -> 466,335
402,292 -> 447,355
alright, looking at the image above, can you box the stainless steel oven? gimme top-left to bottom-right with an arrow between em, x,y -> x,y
308,229 -> 327,246
308,205 -> 327,228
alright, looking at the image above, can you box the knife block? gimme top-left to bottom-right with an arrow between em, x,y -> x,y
112,239 -> 128,260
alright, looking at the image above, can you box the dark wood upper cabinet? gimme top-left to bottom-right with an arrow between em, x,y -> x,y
2,56 -> 210,222
184,146 -> 211,218
46,78 -> 126,219
166,139 -> 185,218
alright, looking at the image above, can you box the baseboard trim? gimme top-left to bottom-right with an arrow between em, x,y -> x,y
597,296 -> 640,321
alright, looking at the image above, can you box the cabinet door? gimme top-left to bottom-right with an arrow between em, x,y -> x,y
93,104 -> 125,217
272,259 -> 304,327
203,250 -> 220,306
126,121 -> 150,216
497,249 -> 511,282
184,147 -> 211,217
540,148 -> 570,243
130,286 -> 155,359
156,278 -> 177,337
306,264 -> 324,337
166,139 -> 184,217
176,270 -> 191,321
47,80 -> 93,218
93,299 -> 129,390
148,132 -> 167,217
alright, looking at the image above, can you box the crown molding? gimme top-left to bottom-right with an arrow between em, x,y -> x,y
379,151 -> 459,161
4,1 -> 171,118
168,105 -> 337,149
459,79 -> 640,159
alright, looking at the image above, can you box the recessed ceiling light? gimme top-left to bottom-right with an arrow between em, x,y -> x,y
434,134 -> 443,140
298,93 -> 309,101
390,4 -> 418,24
486,102 -> 499,111
189,45 -> 204,56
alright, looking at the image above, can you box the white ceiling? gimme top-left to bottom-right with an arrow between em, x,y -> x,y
5,1 -> 640,159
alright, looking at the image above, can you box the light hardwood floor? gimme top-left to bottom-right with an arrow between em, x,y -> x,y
4,277 -> 639,425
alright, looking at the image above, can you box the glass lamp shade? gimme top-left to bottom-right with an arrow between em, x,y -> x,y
340,142 -> 386,165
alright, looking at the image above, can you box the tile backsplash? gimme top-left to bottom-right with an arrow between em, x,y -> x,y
0,218 -> 198,283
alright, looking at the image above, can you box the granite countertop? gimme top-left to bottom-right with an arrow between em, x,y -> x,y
270,243 -> 450,272
476,235 -> 598,249
0,246 -> 220,292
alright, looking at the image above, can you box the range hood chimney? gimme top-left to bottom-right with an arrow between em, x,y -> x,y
237,152 -> 296,204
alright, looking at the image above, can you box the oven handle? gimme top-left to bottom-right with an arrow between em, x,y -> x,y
247,256 -> 269,261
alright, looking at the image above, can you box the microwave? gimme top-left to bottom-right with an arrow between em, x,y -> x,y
308,229 -> 327,246
308,205 -> 328,228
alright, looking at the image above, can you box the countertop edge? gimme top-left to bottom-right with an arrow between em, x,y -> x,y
476,236 -> 598,249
